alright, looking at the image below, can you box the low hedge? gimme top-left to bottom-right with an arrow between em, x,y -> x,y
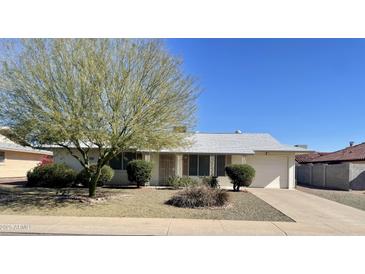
167,176 -> 199,189
26,163 -> 77,188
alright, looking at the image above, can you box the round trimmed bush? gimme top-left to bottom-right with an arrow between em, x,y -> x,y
76,165 -> 114,187
26,163 -> 77,188
166,185 -> 229,208
126,160 -> 152,187
225,164 -> 255,191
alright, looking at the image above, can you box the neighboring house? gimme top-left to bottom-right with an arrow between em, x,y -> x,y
298,142 -> 365,164
0,134 -> 53,179
46,132 -> 309,189
296,143 -> 365,190
295,152 -> 330,165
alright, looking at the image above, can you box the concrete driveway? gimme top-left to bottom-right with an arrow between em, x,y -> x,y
249,188 -> 365,235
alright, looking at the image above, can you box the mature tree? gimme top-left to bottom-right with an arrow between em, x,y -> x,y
0,39 -> 198,197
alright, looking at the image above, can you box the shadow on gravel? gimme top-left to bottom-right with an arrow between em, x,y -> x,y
0,187 -> 100,211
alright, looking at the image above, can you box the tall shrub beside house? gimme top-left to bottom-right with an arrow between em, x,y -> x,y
225,164 -> 256,191
126,160 -> 153,188
26,163 -> 77,188
0,39 -> 199,197
76,165 -> 114,187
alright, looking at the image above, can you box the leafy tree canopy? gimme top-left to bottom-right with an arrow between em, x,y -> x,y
0,39 -> 199,196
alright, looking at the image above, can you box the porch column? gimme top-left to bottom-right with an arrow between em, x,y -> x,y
288,155 -> 295,189
175,154 -> 183,177
143,153 -> 151,186
143,153 -> 151,162
209,155 -> 215,176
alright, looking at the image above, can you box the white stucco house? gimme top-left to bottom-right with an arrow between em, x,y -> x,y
46,132 -> 309,189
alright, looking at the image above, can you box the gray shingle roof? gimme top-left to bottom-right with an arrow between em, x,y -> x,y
159,133 -> 310,154
0,134 -> 53,155
43,133 -> 310,154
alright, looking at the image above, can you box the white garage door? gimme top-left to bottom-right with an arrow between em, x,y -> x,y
246,155 -> 288,188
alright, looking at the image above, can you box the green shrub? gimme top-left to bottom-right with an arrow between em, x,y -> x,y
225,164 -> 256,191
166,185 -> 229,208
126,160 -> 153,187
76,165 -> 114,187
202,176 -> 220,188
26,163 -> 77,188
167,176 -> 199,189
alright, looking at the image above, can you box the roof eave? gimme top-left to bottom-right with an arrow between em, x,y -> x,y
254,149 -> 315,153
0,147 -> 53,156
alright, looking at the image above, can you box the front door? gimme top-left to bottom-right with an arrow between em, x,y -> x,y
159,154 -> 176,185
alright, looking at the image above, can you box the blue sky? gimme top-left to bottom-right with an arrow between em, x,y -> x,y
166,39 -> 365,152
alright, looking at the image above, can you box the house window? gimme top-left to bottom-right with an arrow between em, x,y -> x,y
109,152 -> 142,170
123,152 -> 136,170
198,155 -> 210,176
188,155 -> 198,176
0,151 -> 4,163
109,153 -> 123,170
185,154 -> 211,176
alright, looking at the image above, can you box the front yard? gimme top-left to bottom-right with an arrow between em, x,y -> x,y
297,185 -> 365,211
0,185 -> 292,222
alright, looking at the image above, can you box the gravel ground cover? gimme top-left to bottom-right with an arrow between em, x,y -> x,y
297,185 -> 365,211
0,185 -> 292,221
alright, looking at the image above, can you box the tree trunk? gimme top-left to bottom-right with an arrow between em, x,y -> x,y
88,169 -> 102,197
89,178 -> 97,197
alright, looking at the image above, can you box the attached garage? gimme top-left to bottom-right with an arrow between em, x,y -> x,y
246,155 -> 289,188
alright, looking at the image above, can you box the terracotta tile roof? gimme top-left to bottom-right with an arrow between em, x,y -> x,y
295,152 -> 329,164
310,142 -> 365,163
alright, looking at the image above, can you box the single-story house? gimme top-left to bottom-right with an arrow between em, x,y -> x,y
46,132 -> 309,189
0,134 -> 53,179
295,142 -> 365,190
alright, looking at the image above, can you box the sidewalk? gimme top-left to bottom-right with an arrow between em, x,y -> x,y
1,213 -> 365,235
